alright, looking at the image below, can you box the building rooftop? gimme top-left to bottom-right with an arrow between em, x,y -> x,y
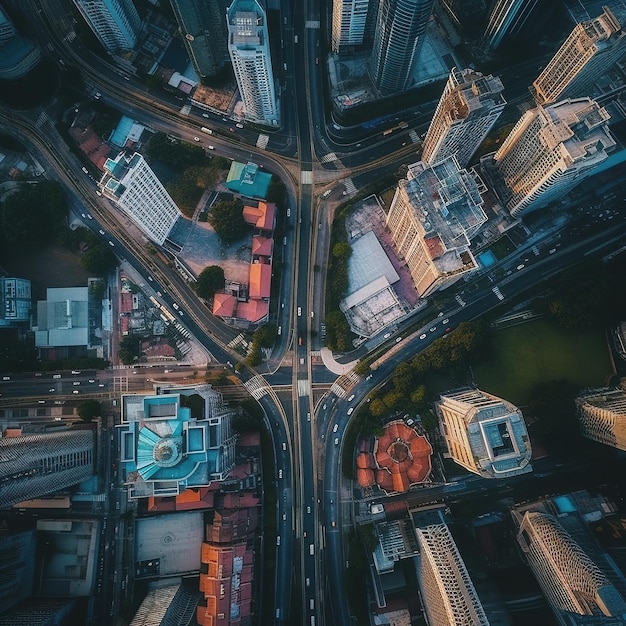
225,161 -> 272,199
33,287 -> 89,348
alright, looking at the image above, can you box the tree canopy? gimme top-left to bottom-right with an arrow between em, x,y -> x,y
145,132 -> 206,169
195,265 -> 225,299
81,244 -> 118,276
208,198 -> 248,244
77,399 -> 101,422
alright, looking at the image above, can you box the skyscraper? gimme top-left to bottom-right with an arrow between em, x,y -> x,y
169,0 -> 229,79
533,7 -> 626,105
412,506 -> 489,625
483,0 -> 545,51
435,387 -> 532,479
227,0 -> 280,126
332,0 -> 372,52
492,98 -> 615,217
369,0 -> 435,94
385,156 -> 486,296
0,431 -> 95,508
99,152 -> 181,245
72,0 -> 141,54
513,504 -> 626,623
576,388 -> 626,451
422,67 -> 506,168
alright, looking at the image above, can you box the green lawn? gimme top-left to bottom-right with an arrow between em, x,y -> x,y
472,319 -> 613,406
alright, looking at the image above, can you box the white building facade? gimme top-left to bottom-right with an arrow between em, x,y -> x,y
99,152 -> 181,246
73,0 -> 141,53
492,98 -> 616,217
227,0 -> 280,127
422,67 -> 506,168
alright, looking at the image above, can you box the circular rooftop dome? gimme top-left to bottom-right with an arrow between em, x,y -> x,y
153,437 -> 183,467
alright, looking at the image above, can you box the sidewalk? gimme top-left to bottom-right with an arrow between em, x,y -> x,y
320,347 -> 358,375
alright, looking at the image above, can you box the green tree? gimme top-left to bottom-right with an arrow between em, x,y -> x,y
81,244 -> 118,275
208,199 -> 248,243
369,399 -> 386,418
195,265 -> 225,299
246,342 -> 263,366
119,336 -> 140,365
410,384 -> 427,405
253,324 -> 277,348
392,362 -> 414,394
332,241 -> 352,260
77,399 -> 101,422
324,310 -> 352,352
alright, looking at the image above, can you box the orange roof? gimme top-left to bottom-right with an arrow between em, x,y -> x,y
242,201 -> 275,231
252,235 -> 273,257
248,263 -> 271,299
212,292 -> 237,317
357,468 -> 375,487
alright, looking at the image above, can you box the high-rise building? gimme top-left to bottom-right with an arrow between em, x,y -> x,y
119,387 -> 237,499
369,0 -> 435,95
533,7 -> 626,105
99,152 -> 181,245
385,156 -> 486,296
422,67 -> 506,168
576,388 -> 626,451
227,0 -> 280,127
512,504 -> 626,624
72,0 -> 141,54
332,0 -> 372,52
0,530 -> 36,612
491,98 -> 615,217
412,506 -> 489,625
483,0 -> 546,51
169,0 -> 229,79
0,5 -> 41,79
0,431 -> 95,508
435,387 -> 532,479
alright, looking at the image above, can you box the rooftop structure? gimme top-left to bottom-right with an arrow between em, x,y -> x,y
119,387 -> 236,499
369,0 -> 435,94
168,0 -> 229,79
32,287 -> 89,349
227,0 -> 280,126
436,387 -> 532,479
72,0 -> 141,54
385,156 -> 486,297
225,161 -> 272,199
411,506 -> 489,625
491,98 -> 616,217
576,388 -> 626,451
0,430 -> 95,508
332,0 -> 373,52
512,501 -> 626,624
0,277 -> 31,327
422,67 -> 506,168
533,7 -> 626,106
242,201 -> 276,231
99,152 -> 181,246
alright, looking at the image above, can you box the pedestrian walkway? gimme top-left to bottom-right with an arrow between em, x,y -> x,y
320,347 -> 357,375
256,134 -> 269,149
243,376 -> 269,399
320,152 -> 338,163
409,130 -> 420,143
343,178 -> 357,195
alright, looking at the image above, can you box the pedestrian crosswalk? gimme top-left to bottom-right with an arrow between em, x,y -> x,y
35,110 -> 48,128
297,379 -> 309,397
343,178 -> 357,195
409,130 -> 420,143
180,105 -> 191,116
64,31 -> 76,43
320,152 -> 338,163
243,376 -> 269,400
256,134 -> 269,150
301,170 -> 313,184
329,372 -> 359,398
492,286 -> 504,301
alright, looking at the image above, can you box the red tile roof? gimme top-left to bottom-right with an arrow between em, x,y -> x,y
242,201 -> 275,231
248,263 -> 272,299
212,293 -> 237,317
252,235 -> 273,258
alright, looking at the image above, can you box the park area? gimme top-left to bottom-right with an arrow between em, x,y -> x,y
472,318 -> 613,406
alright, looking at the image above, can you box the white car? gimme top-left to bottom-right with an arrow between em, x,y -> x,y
442,318 -> 449,324
429,327 -> 436,332
236,123 -> 244,129
193,136 -> 200,142
108,241 -> 114,246
73,390 -> 79,394
420,333 -> 427,339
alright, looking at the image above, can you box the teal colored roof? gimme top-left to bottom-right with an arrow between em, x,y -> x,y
110,115 -> 134,147
225,161 -> 272,199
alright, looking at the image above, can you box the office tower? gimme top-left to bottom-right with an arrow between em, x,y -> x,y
385,156 -> 486,297
435,387 -> 532,479
0,5 -> 41,80
369,0 -> 435,95
492,98 -> 615,217
576,388 -> 626,451
513,505 -> 626,623
227,0 -> 280,127
99,152 -> 181,245
332,0 -> 372,52
72,0 -> 141,54
412,506 -> 489,625
169,0 -> 228,79
119,387 -> 236,499
483,0 -> 546,51
0,431 -> 95,508
0,530 -> 36,612
533,7 -> 626,105
422,67 -> 506,168
0,277 -> 31,327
